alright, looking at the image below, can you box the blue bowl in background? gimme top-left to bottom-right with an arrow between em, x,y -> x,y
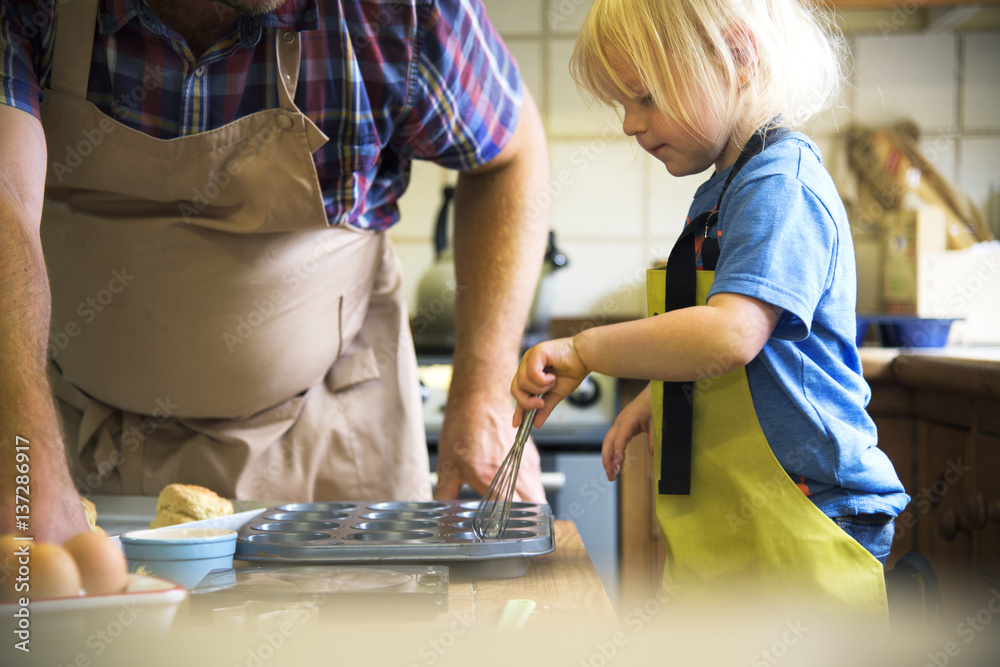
120,528 -> 237,589
876,317 -> 956,348
855,316 -> 874,347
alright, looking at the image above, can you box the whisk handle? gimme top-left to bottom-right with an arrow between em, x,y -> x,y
515,408 -> 538,448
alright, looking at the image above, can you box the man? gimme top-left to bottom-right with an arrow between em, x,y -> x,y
0,0 -> 549,543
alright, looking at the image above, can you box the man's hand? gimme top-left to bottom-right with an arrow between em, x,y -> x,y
433,387 -> 545,503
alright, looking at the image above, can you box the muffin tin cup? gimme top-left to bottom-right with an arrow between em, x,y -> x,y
235,500 -> 554,567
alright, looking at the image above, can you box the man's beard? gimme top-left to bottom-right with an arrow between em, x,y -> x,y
213,0 -> 287,16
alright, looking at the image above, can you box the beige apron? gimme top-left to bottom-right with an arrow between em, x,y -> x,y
39,0 -> 430,501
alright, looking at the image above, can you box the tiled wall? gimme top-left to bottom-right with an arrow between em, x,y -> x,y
390,1 -> 1000,323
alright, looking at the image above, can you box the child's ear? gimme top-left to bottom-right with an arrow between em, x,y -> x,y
724,24 -> 758,88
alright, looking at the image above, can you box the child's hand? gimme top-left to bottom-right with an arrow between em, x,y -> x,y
602,384 -> 653,481
510,336 -> 589,428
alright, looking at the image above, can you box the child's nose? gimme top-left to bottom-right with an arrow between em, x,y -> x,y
621,106 -> 645,137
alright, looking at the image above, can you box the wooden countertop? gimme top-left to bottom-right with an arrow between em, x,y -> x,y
860,346 -> 1000,396
75,520 -> 620,666
56,521 -> 616,667
448,520 -> 619,630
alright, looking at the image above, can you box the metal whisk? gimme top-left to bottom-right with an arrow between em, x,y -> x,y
472,406 -> 538,540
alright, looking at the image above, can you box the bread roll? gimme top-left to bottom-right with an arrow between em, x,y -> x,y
80,496 -> 105,536
150,483 -> 234,529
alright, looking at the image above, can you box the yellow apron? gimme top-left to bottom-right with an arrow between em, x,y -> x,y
39,0 -> 430,501
647,127 -> 887,616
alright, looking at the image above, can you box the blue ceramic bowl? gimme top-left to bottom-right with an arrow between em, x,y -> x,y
877,317 -> 956,348
855,316 -> 874,347
120,528 -> 237,589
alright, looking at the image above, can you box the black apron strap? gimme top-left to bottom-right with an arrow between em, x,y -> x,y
657,123 -> 790,496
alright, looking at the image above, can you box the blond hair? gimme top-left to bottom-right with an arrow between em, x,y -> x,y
571,0 -> 846,148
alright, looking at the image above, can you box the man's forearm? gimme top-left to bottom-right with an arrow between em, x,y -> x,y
0,105 -> 88,541
449,89 -> 550,394
0,206 -> 87,540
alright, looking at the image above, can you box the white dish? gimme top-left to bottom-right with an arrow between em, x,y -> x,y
120,527 -> 237,543
107,508 -> 266,545
0,573 -> 186,641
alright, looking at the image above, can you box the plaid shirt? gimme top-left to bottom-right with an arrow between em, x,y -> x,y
0,0 -> 522,230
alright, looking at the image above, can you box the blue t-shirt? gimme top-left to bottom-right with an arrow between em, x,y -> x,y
690,132 -> 910,518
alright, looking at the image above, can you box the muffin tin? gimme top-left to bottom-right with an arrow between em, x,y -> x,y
234,500 -> 554,571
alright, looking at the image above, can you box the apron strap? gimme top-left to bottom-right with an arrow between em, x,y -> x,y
275,29 -> 301,111
50,0 -> 100,98
658,123 -> 791,496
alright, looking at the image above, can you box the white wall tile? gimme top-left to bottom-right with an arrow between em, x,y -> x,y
548,140 -> 643,239
480,0 -> 542,35
855,33 -> 958,132
547,38 -> 622,137
503,39 -> 544,117
546,0 -> 594,34
918,134 -> 958,184
391,17 -> 999,324
962,32 -> 1000,131
644,153 -> 703,241
547,240 -> 646,319
394,160 -> 449,241
957,136 -> 1000,227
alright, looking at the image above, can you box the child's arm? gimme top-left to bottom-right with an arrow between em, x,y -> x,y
511,291 -> 781,425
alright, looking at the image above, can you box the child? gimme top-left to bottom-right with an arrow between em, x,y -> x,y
511,0 -> 909,613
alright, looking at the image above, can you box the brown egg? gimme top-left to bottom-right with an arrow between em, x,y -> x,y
64,531 -> 129,595
25,542 -> 82,600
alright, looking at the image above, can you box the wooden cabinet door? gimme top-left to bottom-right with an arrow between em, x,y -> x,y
916,420 -> 975,608
973,432 -> 1000,587
875,416 -> 916,566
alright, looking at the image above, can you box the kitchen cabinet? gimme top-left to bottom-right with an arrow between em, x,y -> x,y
618,348 -> 1000,615
884,352 -> 1000,610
